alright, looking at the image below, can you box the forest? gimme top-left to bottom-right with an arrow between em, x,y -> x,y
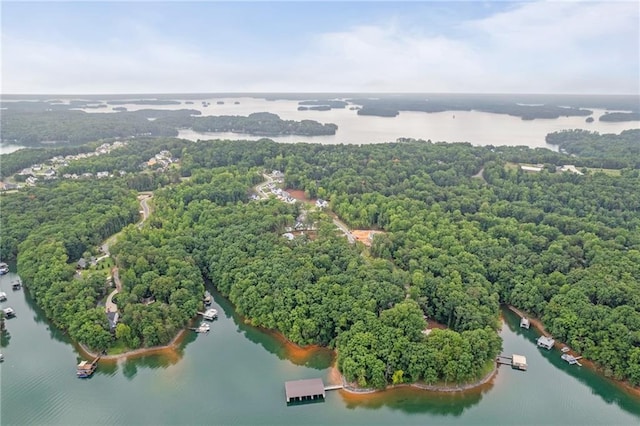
2,131 -> 639,387
546,129 -> 640,168
0,108 -> 337,147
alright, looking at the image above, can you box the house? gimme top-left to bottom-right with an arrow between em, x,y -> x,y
558,165 -> 584,175
96,171 -> 109,179
521,165 -> 544,173
26,176 -> 38,185
77,258 -> 88,269
2,183 -> 18,191
537,336 -> 555,350
316,199 -> 329,208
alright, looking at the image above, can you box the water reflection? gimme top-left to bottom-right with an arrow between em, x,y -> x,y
340,385 -> 487,416
209,284 -> 334,369
501,308 -> 640,417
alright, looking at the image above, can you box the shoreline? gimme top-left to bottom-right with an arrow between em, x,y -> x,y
327,361 -> 498,396
507,305 -> 640,398
77,327 -> 188,362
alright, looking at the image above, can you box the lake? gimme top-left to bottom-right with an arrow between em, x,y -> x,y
2,97 -> 638,153
75,96 -> 639,149
1,270 -> 638,425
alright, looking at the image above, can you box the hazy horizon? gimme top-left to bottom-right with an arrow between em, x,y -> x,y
2,1 -> 638,95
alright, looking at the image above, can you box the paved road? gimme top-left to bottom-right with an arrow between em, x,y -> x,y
137,193 -> 152,228
104,194 -> 151,314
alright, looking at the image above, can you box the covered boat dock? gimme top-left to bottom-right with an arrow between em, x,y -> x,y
284,378 -> 325,403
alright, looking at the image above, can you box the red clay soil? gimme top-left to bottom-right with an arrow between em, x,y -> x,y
285,189 -> 313,203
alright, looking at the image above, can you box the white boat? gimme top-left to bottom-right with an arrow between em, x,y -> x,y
2,307 -> 15,318
202,308 -> 218,321
0,263 -> 9,275
195,323 -> 210,333
0,353 -> 4,362
0,292 -> 6,301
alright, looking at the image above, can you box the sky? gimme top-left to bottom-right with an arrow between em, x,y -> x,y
1,0 -> 639,94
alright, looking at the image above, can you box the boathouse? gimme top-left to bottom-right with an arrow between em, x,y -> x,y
520,318 -> 530,329
284,378 -> 325,403
512,354 -> 528,370
537,336 -> 555,350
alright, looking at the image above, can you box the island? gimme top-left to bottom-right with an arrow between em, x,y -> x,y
2,131 -> 639,391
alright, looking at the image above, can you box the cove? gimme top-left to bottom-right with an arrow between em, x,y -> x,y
1,272 -> 638,425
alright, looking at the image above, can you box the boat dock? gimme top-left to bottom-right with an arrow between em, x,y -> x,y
199,308 -> 218,321
537,336 -> 555,350
190,322 -> 210,333
284,378 -> 343,403
561,354 -> 583,366
77,356 -> 100,378
496,354 -> 527,371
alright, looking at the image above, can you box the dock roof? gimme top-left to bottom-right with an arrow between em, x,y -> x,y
285,378 -> 325,402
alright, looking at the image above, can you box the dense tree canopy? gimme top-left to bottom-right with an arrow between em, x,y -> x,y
4,132 -> 640,387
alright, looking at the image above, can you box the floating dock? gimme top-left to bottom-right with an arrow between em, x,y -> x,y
561,354 -> 582,366
200,308 -> 218,321
537,336 -> 555,350
496,354 -> 527,371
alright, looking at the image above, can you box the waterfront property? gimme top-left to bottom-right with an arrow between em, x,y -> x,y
537,336 -> 555,350
284,378 -> 325,403
520,318 -> 530,329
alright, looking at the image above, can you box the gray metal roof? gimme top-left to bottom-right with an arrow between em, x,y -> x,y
284,378 -> 325,401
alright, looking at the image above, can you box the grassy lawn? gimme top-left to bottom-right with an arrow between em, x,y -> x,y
97,257 -> 114,270
586,167 -> 621,177
106,340 -> 130,356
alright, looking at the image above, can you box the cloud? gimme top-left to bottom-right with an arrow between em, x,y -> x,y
1,1 -> 638,94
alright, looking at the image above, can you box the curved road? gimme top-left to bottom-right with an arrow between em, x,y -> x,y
104,193 -> 153,314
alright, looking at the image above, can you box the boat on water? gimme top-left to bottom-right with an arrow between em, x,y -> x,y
202,308 -> 218,321
0,291 -> 7,302
77,356 -> 100,378
12,280 -> 21,290
0,263 -> 9,275
2,307 -> 16,318
0,353 -> 4,362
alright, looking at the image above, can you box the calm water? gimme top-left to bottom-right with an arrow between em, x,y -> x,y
1,270 -> 638,425
3,97 -> 638,152
76,97 -> 639,148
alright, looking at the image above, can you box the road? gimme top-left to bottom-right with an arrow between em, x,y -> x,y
137,193 -> 153,228
253,173 -> 275,199
103,193 -> 152,314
